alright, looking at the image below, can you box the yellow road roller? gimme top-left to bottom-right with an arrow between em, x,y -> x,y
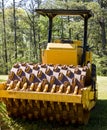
0,9 -> 97,124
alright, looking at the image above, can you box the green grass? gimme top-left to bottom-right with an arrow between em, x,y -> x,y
97,76 -> 107,99
0,75 -> 107,130
0,75 -> 8,82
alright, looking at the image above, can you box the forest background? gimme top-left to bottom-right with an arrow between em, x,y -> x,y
0,0 -> 107,76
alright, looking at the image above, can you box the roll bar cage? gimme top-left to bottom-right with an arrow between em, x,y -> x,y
36,9 -> 93,65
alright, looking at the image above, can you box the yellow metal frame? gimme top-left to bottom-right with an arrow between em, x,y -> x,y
0,90 -> 81,103
0,83 -> 96,111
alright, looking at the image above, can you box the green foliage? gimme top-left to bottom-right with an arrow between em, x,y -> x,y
93,54 -> 107,76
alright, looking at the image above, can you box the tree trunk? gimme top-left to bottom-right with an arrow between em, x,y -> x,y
13,0 -> 17,59
61,17 -> 64,39
99,17 -> 107,53
2,0 -> 8,74
32,13 -> 38,60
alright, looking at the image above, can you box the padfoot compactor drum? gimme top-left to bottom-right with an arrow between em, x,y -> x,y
0,9 -> 97,124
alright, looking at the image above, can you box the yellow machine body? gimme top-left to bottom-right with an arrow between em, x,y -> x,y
42,40 -> 92,66
0,9 -> 97,125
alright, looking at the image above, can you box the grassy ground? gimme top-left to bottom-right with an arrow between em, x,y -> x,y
0,75 -> 8,82
0,75 -> 107,130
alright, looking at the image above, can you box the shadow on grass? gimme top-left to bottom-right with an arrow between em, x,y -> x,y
87,99 -> 107,130
0,100 -> 107,130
